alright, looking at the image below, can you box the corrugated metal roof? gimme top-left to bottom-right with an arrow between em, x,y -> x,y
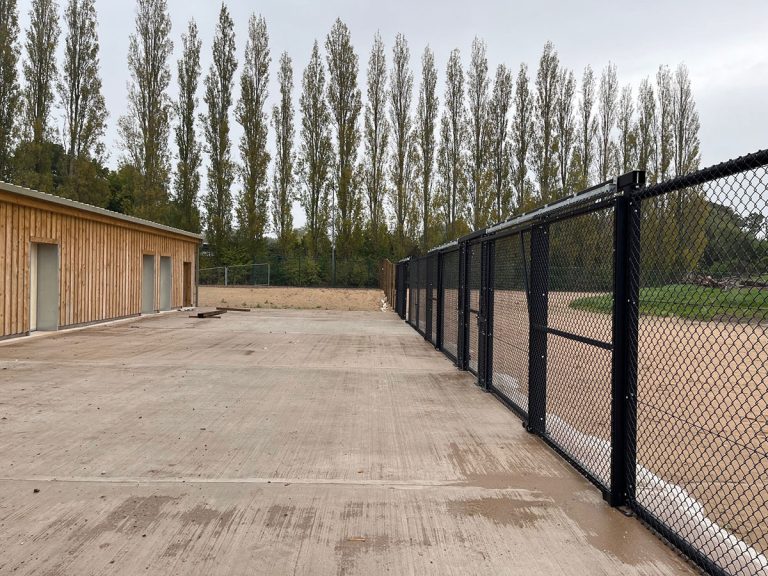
0,180 -> 202,241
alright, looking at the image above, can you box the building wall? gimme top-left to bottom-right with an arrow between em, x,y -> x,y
0,189 -> 199,339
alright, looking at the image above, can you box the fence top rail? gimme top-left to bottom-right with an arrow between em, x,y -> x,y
486,180 -> 616,236
427,240 -> 459,255
420,178 -> 618,253
636,148 -> 768,200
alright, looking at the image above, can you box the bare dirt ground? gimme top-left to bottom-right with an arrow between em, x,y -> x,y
199,286 -> 387,312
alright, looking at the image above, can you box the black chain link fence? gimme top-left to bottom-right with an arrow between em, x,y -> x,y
199,255 -> 381,288
393,149 -> 768,576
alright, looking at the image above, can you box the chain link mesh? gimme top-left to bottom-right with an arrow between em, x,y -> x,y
442,249 -> 459,360
402,151 -> 768,576
545,211 -> 615,488
429,254 -> 438,345
418,257 -> 427,333
490,232 -> 530,415
408,261 -> 416,328
467,242 -> 482,374
633,164 -> 768,575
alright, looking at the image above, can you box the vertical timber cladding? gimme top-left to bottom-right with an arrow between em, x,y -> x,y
0,182 -> 201,339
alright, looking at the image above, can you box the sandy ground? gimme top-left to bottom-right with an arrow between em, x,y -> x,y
426,288 -> 768,564
199,286 -> 387,311
0,309 -> 697,576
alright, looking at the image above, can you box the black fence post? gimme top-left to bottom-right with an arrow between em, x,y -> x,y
478,242 -> 488,388
482,239 -> 495,391
400,262 -> 405,318
609,170 -> 645,507
527,225 -> 549,435
436,252 -> 444,350
415,258 -> 421,332
404,260 -> 410,322
458,242 -> 467,369
426,255 -> 434,342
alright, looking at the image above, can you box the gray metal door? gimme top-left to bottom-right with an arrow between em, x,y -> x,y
142,255 -> 155,314
159,256 -> 172,311
34,243 -> 59,331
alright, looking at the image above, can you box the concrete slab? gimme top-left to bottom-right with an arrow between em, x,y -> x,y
0,310 -> 697,575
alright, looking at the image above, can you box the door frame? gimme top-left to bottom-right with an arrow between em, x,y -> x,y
29,240 -> 60,332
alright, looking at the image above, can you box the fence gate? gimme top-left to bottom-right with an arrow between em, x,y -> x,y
464,239 -> 483,376
540,207 -> 617,494
488,231 -> 531,417
441,248 -> 460,361
427,254 -> 438,346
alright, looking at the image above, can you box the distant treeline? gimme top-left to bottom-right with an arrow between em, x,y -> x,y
1,0 -> 712,271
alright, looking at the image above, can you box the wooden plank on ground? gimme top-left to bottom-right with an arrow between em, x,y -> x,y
190,309 -> 227,319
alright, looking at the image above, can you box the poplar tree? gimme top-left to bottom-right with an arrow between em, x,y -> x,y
414,46 -> 437,246
18,0 -> 59,191
670,63 -> 704,277
119,0 -> 173,217
389,34 -> 415,246
437,48 -> 465,239
325,18 -> 362,259
596,62 -> 618,182
616,84 -> 635,173
23,0 -> 59,144
0,0 -> 21,180
510,63 -> 533,212
59,0 -> 106,160
655,65 -> 673,182
297,41 -> 332,259
672,63 -> 700,176
173,20 -> 202,233
635,77 -> 656,180
466,37 -> 492,229
236,14 -> 270,258
363,32 -> 388,234
271,52 -> 295,254
58,0 -> 108,203
555,68 -> 576,196
202,4 -> 237,263
576,65 -> 597,189
532,41 -> 559,203
488,63 -> 512,222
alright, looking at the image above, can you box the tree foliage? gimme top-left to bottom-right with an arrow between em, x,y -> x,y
596,62 -> 617,183
202,3 -> 237,263
325,18 -> 362,259
0,0 -> 21,180
119,0 -> 173,218
510,63 -> 533,212
236,13 -> 270,258
0,15 -> 715,284
58,0 -> 108,203
271,51 -> 295,254
297,40 -> 332,259
488,63 -> 512,223
363,32 -> 388,235
437,48 -> 466,239
532,41 -> 559,203
414,45 -> 437,247
173,19 -> 202,233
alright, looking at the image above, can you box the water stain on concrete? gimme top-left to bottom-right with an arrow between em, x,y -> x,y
79,494 -> 178,542
448,496 -> 548,528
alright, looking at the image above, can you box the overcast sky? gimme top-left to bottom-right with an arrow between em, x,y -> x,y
16,0 -> 768,226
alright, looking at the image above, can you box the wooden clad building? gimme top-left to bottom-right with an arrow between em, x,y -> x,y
0,181 -> 202,340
